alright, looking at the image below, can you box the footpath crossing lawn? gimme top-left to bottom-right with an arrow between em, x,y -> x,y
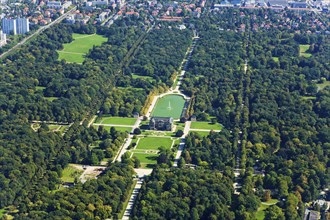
57,33 -> 107,63
135,137 -> 173,150
190,121 -> 223,130
95,116 -> 137,126
130,136 -> 176,168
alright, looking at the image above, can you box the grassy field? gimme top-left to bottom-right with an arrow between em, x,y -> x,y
48,124 -> 61,131
58,33 -> 107,63
317,81 -> 330,91
299,44 -> 312,57
151,95 -> 186,119
135,137 -> 173,150
45,97 -> 58,102
302,96 -> 316,100
132,74 -> 154,81
94,125 -> 132,133
255,199 -> 279,220
36,86 -> 46,91
190,121 -> 223,130
189,130 -> 211,137
0,209 -> 6,218
61,165 -> 83,183
132,153 -> 158,164
95,116 -> 136,125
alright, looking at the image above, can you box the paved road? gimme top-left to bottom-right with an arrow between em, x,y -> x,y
0,6 -> 77,59
173,121 -> 191,167
122,179 -> 144,220
114,117 -> 142,162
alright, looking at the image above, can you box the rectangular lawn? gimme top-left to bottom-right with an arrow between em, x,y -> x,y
94,125 -> 132,133
189,131 -> 211,137
95,117 -> 137,125
190,121 -> 223,130
136,137 -> 173,150
132,152 -> 158,164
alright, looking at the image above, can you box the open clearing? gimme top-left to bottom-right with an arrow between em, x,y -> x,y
133,153 -> 158,164
299,44 -> 312,58
95,116 -> 136,125
135,137 -> 173,150
317,81 -> 330,91
189,130 -> 211,137
61,164 -> 83,183
190,121 -> 223,130
57,33 -> 107,63
255,199 -> 279,220
151,95 -> 185,119
94,125 -> 132,133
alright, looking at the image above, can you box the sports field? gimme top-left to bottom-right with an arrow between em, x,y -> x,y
57,33 -> 107,63
190,121 -> 223,130
151,95 -> 186,119
95,116 -> 137,126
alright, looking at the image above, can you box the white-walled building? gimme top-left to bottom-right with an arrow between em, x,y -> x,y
0,30 -> 7,47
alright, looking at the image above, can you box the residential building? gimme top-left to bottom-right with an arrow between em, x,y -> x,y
15,18 -> 29,35
2,18 -> 16,35
47,1 -> 62,9
149,117 -> 173,131
0,30 -> 6,47
92,0 -> 109,6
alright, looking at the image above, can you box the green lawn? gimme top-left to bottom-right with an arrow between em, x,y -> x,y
57,33 -> 107,63
299,44 -> 312,57
151,95 -> 186,119
45,97 -> 58,102
302,96 -> 316,100
94,125 -> 132,133
317,81 -> 330,91
0,209 -> 6,218
132,74 -> 154,81
189,131 -> 211,137
48,125 -> 61,131
255,199 -> 279,220
132,152 -> 158,165
95,116 -> 136,125
61,165 -> 83,183
36,86 -> 46,91
135,137 -> 173,150
59,125 -> 68,133
190,121 -> 223,130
